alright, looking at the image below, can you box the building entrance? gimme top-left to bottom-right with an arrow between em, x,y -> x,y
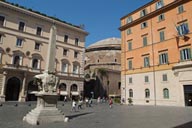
5,77 -> 20,101
184,85 -> 192,106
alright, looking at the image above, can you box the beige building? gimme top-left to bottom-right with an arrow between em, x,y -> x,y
0,1 -> 88,102
120,0 -> 192,106
84,37 -> 121,99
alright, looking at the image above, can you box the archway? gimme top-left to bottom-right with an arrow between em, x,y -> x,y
27,81 -> 38,101
5,77 -> 20,101
70,84 -> 78,100
59,83 -> 67,101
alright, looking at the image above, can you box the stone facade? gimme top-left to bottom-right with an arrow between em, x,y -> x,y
120,0 -> 192,106
84,38 -> 121,99
0,1 -> 88,102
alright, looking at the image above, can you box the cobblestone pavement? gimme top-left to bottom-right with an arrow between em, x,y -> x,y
0,101 -> 192,128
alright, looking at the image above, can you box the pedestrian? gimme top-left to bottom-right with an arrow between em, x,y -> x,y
97,97 -> 101,103
85,98 -> 89,107
78,99 -> 83,109
71,100 -> 76,112
109,98 -> 113,108
64,96 -> 67,102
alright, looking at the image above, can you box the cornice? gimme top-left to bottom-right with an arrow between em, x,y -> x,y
119,0 -> 189,31
0,1 -> 89,35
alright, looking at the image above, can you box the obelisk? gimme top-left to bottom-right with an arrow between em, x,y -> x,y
45,25 -> 56,73
23,25 -> 67,125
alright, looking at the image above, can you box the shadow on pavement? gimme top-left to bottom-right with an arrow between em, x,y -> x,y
173,121 -> 192,128
67,112 -> 93,119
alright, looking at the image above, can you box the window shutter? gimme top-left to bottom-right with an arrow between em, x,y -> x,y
188,48 -> 191,59
159,54 -> 162,64
165,53 -> 168,63
180,50 -> 183,61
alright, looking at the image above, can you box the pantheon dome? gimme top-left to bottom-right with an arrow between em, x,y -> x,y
84,37 -> 121,99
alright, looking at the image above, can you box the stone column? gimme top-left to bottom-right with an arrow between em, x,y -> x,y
19,72 -> 27,102
0,71 -> 7,102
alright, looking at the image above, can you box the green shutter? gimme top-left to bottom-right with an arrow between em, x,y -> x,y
180,50 -> 183,61
159,54 -> 162,64
188,48 -> 191,59
166,53 -> 168,64
143,37 -> 147,46
160,31 -> 165,41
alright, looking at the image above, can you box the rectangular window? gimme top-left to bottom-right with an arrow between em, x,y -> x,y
34,42 -> 40,50
0,34 -> 2,43
158,14 -> 165,21
16,38 -> 23,47
140,9 -> 147,17
178,5 -> 184,14
144,56 -> 150,67
143,37 -> 147,46
0,16 -> 5,26
127,16 -> 133,23
127,28 -> 132,35
156,0 -> 164,10
176,23 -> 189,36
74,51 -> 78,58
159,31 -> 165,42
36,27 -> 42,36
63,49 -> 68,56
162,74 -> 167,81
18,21 -> 25,31
159,52 -> 168,64
128,60 -> 132,70
75,38 -> 79,46
129,77 -> 132,84
141,22 -> 148,29
180,48 -> 191,61
128,41 -> 132,51
0,52 -> 2,64
145,76 -> 149,83
64,35 -> 68,43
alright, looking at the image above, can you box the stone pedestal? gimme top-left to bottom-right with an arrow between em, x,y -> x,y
23,93 -> 65,125
0,95 -> 5,102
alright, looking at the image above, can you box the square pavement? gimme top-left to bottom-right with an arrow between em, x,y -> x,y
0,101 -> 192,128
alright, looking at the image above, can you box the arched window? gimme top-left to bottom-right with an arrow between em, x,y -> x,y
129,89 -> 133,98
163,88 -> 169,99
71,84 -> 78,91
59,83 -> 67,91
62,62 -> 68,73
72,61 -> 80,74
31,53 -> 42,70
13,55 -> 20,65
32,58 -> 38,69
145,89 -> 150,98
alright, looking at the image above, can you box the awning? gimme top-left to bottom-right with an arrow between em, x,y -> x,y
71,91 -> 79,96
60,91 -> 68,95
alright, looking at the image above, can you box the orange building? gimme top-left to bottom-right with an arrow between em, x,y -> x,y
119,0 -> 192,106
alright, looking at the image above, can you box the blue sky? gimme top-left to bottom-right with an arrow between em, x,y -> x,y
7,0 -> 151,47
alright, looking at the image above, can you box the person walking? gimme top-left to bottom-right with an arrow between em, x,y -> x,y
78,99 -> 83,109
109,98 -> 113,108
71,100 -> 76,112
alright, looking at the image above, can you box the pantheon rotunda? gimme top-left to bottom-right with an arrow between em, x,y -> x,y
84,37 -> 121,99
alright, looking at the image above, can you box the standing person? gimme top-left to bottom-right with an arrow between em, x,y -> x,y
109,98 -> 113,108
71,100 -> 76,112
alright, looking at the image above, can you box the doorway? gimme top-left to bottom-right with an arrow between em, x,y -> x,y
5,77 -> 21,101
184,85 -> 192,106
